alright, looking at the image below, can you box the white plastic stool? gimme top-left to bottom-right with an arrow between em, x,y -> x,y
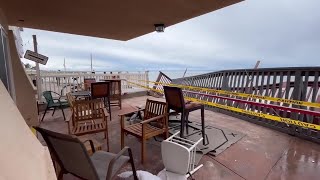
160,131 -> 203,179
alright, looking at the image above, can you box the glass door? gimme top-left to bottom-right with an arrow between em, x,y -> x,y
0,25 -> 11,93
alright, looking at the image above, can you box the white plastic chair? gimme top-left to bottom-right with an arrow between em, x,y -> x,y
160,131 -> 203,179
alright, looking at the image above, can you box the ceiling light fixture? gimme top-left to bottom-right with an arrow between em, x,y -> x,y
154,24 -> 165,32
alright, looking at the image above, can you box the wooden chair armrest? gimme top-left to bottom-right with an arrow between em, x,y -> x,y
140,114 -> 168,124
106,147 -> 138,180
82,139 -> 96,154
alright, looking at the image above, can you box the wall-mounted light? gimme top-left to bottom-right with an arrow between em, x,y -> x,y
154,24 -> 165,32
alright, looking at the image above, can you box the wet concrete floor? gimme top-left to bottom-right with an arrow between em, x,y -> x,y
39,96 -> 320,180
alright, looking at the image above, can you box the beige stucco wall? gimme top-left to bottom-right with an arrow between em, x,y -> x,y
1,7 -> 38,126
8,30 -> 39,126
0,9 -> 56,179
0,79 -> 56,180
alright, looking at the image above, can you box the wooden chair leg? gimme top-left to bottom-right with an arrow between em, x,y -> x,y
41,106 -> 49,122
52,107 -> 56,116
185,112 -> 190,134
163,130 -> 168,139
105,126 -> 109,151
180,113 -> 185,138
141,138 -> 145,163
201,106 -> 205,145
121,130 -> 124,149
60,105 -> 66,120
107,97 -> 112,121
67,120 -> 71,134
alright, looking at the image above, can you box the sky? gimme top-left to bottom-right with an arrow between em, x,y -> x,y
20,0 -> 320,73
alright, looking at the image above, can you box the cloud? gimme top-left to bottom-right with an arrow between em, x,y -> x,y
20,0 -> 320,73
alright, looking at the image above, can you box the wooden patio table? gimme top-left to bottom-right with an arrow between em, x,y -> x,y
70,90 -> 91,99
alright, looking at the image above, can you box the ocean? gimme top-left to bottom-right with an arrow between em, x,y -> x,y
147,70 -> 213,81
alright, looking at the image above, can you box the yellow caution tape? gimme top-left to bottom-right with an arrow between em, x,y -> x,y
126,80 -> 320,131
132,79 -> 320,108
30,127 -> 37,135
127,81 -> 163,93
185,97 -> 320,131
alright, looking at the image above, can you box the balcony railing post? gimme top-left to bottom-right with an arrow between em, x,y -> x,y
290,70 -> 303,135
145,71 -> 149,88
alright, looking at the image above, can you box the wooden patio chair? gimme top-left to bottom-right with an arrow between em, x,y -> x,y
34,127 -> 138,180
109,79 -> 122,109
68,98 -> 110,151
91,82 -> 112,121
163,86 -> 207,145
83,78 -> 96,91
66,92 -> 75,108
119,99 -> 168,163
41,91 -> 69,122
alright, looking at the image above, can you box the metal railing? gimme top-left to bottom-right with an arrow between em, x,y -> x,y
172,67 -> 320,143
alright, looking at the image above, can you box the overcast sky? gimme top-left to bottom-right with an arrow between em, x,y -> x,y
21,0 -> 320,72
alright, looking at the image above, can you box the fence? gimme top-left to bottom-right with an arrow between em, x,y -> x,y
172,67 -> 320,143
27,71 -> 149,101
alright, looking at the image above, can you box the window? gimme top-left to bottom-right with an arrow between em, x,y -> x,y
0,26 -> 11,92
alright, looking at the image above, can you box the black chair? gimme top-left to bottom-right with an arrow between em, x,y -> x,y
91,82 -> 112,121
42,91 -> 69,122
163,86 -> 207,145
34,127 -> 138,180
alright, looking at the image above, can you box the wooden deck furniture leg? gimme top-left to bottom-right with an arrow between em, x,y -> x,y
201,106 -> 205,145
121,130 -> 124,149
180,112 -> 185,138
163,130 -> 169,139
52,107 -> 56,116
141,123 -> 146,163
41,106 -> 49,122
185,111 -> 190,134
120,116 -> 125,149
107,97 -> 112,121
67,119 -> 72,135
60,104 -> 66,120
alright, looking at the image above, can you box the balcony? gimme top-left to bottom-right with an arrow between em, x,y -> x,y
38,94 -> 320,179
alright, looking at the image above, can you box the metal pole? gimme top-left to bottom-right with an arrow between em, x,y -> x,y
183,68 -> 188,78
63,58 -> 66,72
33,35 -> 42,102
90,53 -> 93,72
254,60 -> 261,69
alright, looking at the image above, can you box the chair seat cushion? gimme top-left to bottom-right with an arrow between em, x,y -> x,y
185,102 -> 203,110
90,151 -> 130,180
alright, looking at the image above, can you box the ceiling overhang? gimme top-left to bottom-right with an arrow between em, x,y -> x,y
0,0 -> 243,41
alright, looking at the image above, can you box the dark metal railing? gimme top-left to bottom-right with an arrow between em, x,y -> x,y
172,67 -> 320,143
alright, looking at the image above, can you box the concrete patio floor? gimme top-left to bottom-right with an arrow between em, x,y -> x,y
38,95 -> 320,180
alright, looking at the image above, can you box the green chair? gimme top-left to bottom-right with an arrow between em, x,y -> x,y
41,91 -> 69,122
